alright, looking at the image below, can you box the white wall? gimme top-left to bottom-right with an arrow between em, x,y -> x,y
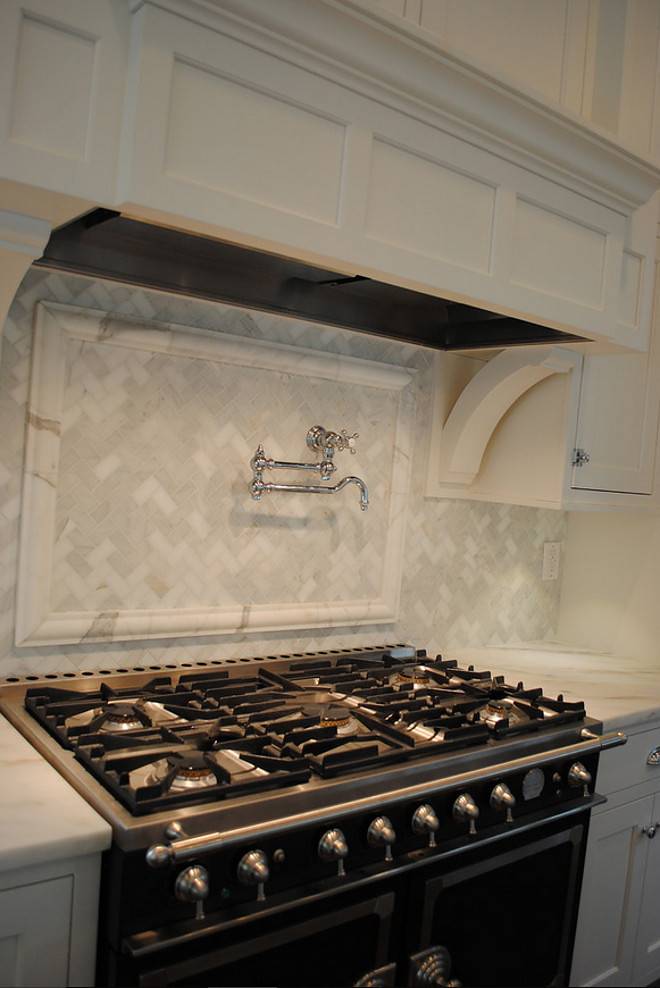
558,510 -> 660,663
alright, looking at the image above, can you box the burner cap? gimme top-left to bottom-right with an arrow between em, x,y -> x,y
302,703 -> 351,728
483,697 -> 520,728
394,665 -> 430,685
167,752 -> 217,790
99,703 -> 147,732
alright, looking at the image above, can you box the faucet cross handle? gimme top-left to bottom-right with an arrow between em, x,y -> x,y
307,426 -> 359,454
337,430 -> 359,453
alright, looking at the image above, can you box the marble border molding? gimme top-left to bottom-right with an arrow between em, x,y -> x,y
15,301 -> 416,646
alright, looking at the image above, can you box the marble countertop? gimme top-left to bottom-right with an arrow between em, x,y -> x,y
0,713 -> 112,873
452,642 -> 660,735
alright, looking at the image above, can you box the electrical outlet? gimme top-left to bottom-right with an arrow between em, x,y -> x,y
543,542 -> 561,581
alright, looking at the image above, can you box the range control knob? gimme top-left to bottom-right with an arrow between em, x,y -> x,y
490,782 -> 515,824
452,792 -> 479,836
237,849 -> 269,901
412,804 -> 439,847
568,762 -> 592,796
318,828 -> 348,876
367,815 -> 396,860
175,864 -> 209,920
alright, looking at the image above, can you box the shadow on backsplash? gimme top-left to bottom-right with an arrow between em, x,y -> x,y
0,268 -> 566,676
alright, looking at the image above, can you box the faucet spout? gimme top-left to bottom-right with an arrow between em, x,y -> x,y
335,476 -> 369,510
250,475 -> 369,510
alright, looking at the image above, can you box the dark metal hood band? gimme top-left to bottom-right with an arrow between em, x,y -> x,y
34,208 -> 584,351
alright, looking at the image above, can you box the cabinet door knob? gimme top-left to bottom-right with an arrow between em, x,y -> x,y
572,448 -> 591,467
647,747 -> 660,766
643,824 -> 658,839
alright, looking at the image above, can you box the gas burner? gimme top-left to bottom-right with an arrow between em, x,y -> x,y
65,698 -> 185,734
390,665 -> 431,688
301,702 -> 359,735
166,752 -> 219,791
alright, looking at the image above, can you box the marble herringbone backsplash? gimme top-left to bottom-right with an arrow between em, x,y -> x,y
0,269 -> 566,675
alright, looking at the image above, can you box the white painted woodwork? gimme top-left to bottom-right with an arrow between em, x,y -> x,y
0,211 -> 51,330
0,854 -> 102,988
0,875 -> 72,987
426,236 -> 660,510
570,721 -> 660,987
0,0 -> 658,353
0,0 -> 127,201
430,346 -> 581,488
115,0 -> 658,351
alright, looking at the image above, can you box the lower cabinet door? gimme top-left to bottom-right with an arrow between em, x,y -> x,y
0,875 -> 73,987
632,791 -> 660,986
570,798 -> 652,987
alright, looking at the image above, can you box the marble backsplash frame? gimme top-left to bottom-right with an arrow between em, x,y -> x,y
15,300 -> 416,646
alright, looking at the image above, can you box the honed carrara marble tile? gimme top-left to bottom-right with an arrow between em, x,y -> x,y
0,714 -> 111,872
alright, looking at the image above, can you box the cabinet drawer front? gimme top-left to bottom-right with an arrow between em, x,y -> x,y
597,726 -> 660,794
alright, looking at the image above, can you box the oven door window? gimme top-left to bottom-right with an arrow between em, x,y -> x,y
408,822 -> 585,987
123,889 -> 396,988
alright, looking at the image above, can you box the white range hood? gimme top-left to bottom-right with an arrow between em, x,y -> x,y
1,0 -> 660,350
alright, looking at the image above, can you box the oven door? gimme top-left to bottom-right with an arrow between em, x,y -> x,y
402,815 -> 587,988
114,882 -> 401,987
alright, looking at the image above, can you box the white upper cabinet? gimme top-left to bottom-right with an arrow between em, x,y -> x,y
426,242 -> 660,510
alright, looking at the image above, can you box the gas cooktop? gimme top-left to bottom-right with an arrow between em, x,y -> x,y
1,644 -> 594,822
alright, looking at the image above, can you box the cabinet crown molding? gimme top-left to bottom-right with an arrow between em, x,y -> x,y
132,0 -> 660,211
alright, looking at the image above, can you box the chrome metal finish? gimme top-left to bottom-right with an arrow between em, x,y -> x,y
572,447 -> 591,467
411,804 -> 439,846
568,761 -> 592,796
318,827 -> 348,876
490,782 -> 515,824
237,849 -> 269,901
453,792 -> 479,836
410,946 -> 460,987
146,831 -> 225,867
643,824 -> 658,838
164,820 -> 188,841
367,815 -> 396,860
251,473 -> 369,510
250,425 -> 368,509
174,864 -> 209,920
647,746 -> 660,766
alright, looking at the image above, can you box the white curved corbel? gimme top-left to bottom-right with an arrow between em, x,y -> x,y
438,346 -> 581,486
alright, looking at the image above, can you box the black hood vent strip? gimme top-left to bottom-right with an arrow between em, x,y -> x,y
33,208 -> 584,352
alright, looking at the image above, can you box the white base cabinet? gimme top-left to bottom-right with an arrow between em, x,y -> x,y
570,724 -> 660,987
0,853 -> 102,988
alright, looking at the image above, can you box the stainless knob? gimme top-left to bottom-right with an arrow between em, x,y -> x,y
568,762 -> 592,796
490,782 -> 515,824
452,792 -> 479,836
237,849 -> 269,901
643,824 -> 659,839
412,804 -> 439,847
318,828 -> 348,876
175,864 -> 209,920
367,815 -> 396,860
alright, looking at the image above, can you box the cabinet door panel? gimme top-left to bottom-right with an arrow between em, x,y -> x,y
570,798 -> 651,987
570,348 -> 659,495
0,875 -> 72,987
633,791 -> 660,985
